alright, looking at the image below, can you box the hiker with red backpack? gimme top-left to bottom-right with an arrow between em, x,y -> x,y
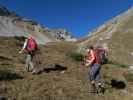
85,46 -> 107,93
19,32 -> 38,73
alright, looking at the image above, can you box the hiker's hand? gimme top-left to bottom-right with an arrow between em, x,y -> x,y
85,62 -> 92,67
85,63 -> 90,67
85,60 -> 91,66
19,50 -> 23,54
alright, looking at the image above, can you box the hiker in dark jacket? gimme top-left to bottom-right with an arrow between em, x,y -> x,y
19,32 -> 38,73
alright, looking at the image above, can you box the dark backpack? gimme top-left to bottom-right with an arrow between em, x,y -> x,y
94,48 -> 108,65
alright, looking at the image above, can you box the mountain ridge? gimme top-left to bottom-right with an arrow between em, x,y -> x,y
78,6 -> 133,65
0,5 -> 76,44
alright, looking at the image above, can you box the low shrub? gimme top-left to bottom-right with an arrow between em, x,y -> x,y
108,60 -> 128,68
67,52 -> 84,62
0,70 -> 23,81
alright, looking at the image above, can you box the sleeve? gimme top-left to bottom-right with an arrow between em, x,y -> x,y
89,50 -> 95,64
22,39 -> 28,50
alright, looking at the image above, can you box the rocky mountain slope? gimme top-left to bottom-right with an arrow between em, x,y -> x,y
0,6 -> 76,44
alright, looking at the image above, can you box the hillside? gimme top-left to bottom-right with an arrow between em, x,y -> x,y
1,5 -> 133,100
0,6 -> 76,44
0,37 -> 133,100
78,7 -> 133,65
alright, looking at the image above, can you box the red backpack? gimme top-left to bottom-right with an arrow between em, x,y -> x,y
26,37 -> 38,52
94,48 -> 108,65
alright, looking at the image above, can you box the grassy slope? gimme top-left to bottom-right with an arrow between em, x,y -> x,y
0,37 -> 132,100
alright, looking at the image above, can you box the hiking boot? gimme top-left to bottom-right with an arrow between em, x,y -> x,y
97,83 -> 105,94
31,69 -> 37,75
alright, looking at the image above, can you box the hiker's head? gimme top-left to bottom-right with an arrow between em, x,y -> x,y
86,46 -> 94,52
24,32 -> 30,37
28,34 -> 33,39
24,32 -> 32,39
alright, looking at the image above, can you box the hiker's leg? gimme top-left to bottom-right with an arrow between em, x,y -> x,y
94,64 -> 105,93
89,65 -> 97,92
95,64 -> 101,83
25,61 -> 29,71
89,64 -> 98,83
34,50 -> 41,65
29,61 -> 34,71
29,54 -> 34,71
25,54 -> 31,71
92,64 -> 102,87
89,64 -> 102,91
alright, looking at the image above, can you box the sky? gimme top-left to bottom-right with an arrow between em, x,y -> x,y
0,0 -> 133,38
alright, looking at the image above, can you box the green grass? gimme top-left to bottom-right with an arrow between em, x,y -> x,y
0,70 -> 23,81
67,52 -> 84,62
124,73 -> 133,82
107,60 -> 128,68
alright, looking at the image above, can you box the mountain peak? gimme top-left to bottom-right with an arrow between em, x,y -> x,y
0,5 -> 76,44
0,5 -> 18,17
0,5 -> 11,16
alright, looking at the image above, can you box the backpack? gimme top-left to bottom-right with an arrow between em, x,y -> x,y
26,37 -> 38,52
94,48 -> 108,65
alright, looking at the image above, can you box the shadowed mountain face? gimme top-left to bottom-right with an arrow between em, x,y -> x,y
78,7 -> 133,65
0,6 -> 76,44
0,6 -> 11,16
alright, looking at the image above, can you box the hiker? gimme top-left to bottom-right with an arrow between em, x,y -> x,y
85,46 -> 104,93
19,32 -> 38,73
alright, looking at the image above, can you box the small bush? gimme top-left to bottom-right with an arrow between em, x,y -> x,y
0,70 -> 23,81
108,60 -> 128,68
14,36 -> 25,47
14,36 -> 25,41
68,52 -> 84,62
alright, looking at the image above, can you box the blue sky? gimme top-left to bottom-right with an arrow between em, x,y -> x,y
0,0 -> 133,38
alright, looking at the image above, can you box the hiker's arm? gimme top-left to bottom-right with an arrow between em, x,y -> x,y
85,50 -> 95,66
89,50 -> 95,64
22,39 -> 28,50
19,39 -> 28,53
